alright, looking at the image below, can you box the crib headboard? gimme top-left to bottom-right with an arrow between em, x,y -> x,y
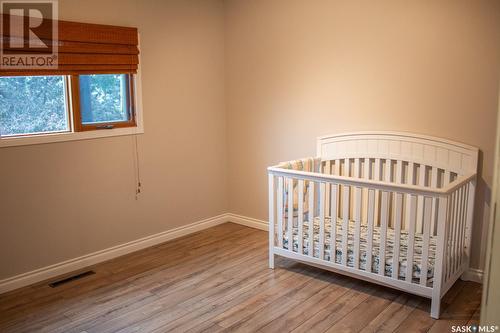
317,132 -> 479,176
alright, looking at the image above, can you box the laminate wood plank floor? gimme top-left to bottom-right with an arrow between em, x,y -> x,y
0,223 -> 482,333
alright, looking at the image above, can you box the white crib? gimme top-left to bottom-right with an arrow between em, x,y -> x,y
267,132 -> 478,319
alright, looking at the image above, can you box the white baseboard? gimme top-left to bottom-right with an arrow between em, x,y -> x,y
0,212 -> 483,294
0,214 -> 228,294
226,213 -> 269,231
462,268 -> 483,283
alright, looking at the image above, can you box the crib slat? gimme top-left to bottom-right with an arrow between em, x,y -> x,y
392,192 -> 403,279
344,158 -> 350,177
457,186 -> 465,272
448,190 -> 457,278
461,185 -> 468,269
362,158 -> 370,246
456,186 -> 464,272
406,195 -> 417,283
431,167 -> 438,189
404,162 -> 415,236
446,190 -> 456,279
455,187 -> 462,272
277,177 -> 284,248
456,187 -> 464,273
455,186 -> 465,271
363,159 -> 371,240
330,183 -> 338,262
419,164 -> 426,186
297,180 -> 304,255
408,162 -> 415,185
455,186 -> 464,271
465,181 -> 475,273
416,165 -> 426,234
464,183 -> 472,267
287,178 -> 294,252
446,191 -> 453,280
364,158 -> 371,179
375,158 -> 381,180
324,161 -> 331,216
342,185 -> 350,266
443,170 -> 451,186
385,160 -> 392,183
367,189 -> 375,272
354,159 -> 360,178
308,181 -> 315,257
392,161 -> 403,279
319,182 -> 326,260
420,196 -> 432,286
374,159 -> 381,230
431,167 -> 439,236
354,187 -> 362,269
268,174 -> 275,268
451,188 -> 459,276
335,159 -> 341,176
379,191 -> 389,276
461,183 -> 470,268
396,160 -> 403,184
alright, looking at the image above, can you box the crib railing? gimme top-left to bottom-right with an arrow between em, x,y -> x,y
442,179 -> 475,295
268,163 -> 475,298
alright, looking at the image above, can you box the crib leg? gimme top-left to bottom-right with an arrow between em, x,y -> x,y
269,251 -> 275,269
430,295 -> 441,319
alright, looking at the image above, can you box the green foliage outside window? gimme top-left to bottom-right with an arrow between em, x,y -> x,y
0,76 -> 68,136
80,74 -> 128,124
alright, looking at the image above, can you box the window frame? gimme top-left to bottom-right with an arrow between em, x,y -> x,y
0,71 -> 143,148
70,74 -> 137,132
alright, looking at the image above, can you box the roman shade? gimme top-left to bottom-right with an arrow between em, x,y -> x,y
1,14 -> 139,76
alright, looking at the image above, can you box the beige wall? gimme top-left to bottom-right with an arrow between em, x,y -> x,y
0,0 -> 227,280
225,0 -> 500,270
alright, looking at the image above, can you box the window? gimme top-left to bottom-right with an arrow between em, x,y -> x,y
79,74 -> 132,125
0,16 -> 141,146
0,73 -> 137,139
0,76 -> 69,136
72,74 -> 136,131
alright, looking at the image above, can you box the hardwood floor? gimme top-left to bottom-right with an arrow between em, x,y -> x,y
0,223 -> 481,333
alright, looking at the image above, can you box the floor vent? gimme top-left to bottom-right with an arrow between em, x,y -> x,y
49,270 -> 96,288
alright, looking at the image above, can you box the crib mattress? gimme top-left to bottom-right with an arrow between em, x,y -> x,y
281,217 -> 437,283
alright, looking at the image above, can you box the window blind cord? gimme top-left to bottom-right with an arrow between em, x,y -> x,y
133,134 -> 142,200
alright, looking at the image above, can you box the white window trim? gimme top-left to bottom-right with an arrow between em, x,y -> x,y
0,61 -> 144,148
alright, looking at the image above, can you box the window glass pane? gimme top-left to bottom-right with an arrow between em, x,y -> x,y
0,76 -> 69,136
79,74 -> 130,124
